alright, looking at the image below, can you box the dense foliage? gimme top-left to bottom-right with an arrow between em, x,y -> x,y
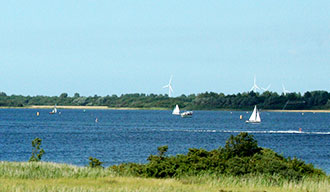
88,157 -> 103,168
110,133 -> 325,180
28,138 -> 44,162
0,90 -> 329,110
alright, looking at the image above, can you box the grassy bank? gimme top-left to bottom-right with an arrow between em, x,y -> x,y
0,162 -> 328,192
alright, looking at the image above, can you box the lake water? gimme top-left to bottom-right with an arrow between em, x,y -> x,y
0,109 -> 329,173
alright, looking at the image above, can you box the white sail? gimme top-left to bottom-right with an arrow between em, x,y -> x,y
52,105 -> 57,113
249,106 -> 257,121
247,105 -> 261,123
172,105 -> 180,115
256,108 -> 261,122
49,104 -> 58,114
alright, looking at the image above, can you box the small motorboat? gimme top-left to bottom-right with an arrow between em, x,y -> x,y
181,111 -> 193,118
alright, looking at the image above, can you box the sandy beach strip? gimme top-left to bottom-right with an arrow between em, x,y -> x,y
26,106 -> 166,110
28,105 -> 109,109
266,109 -> 330,113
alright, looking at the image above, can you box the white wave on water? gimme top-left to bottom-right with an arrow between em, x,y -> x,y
224,130 -> 330,135
158,129 -> 330,135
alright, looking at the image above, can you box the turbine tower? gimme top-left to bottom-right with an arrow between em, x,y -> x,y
250,75 -> 261,92
282,84 -> 291,95
163,75 -> 174,97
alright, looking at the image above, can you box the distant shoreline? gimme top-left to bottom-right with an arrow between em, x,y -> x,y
0,106 -> 329,113
0,105 -> 167,110
28,105 -> 109,110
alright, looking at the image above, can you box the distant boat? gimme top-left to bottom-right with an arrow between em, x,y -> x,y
49,104 -> 57,114
246,105 -> 261,123
172,105 -> 180,115
181,111 -> 193,118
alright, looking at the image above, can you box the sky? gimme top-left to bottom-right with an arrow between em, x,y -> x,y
0,1 -> 329,96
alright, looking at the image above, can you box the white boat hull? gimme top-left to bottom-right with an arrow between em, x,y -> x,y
245,120 -> 261,123
181,111 -> 193,118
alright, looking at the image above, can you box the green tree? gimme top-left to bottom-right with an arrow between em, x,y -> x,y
157,145 -> 168,158
29,138 -> 45,162
74,93 -> 80,98
59,93 -> 68,98
222,132 -> 261,158
0,92 -> 7,96
88,157 -> 103,168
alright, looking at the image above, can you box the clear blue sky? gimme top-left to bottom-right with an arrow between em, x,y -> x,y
1,1 -> 329,96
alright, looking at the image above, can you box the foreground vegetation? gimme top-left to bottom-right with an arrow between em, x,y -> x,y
0,90 -> 329,110
110,133 -> 326,180
0,162 -> 328,192
1,133 -> 328,191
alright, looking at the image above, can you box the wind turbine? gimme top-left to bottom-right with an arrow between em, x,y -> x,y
261,84 -> 271,91
163,75 -> 174,97
282,83 -> 291,95
250,75 -> 261,92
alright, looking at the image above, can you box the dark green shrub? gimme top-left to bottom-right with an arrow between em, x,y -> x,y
109,132 -> 325,180
29,138 -> 45,162
222,132 -> 262,159
250,149 -> 288,174
157,145 -> 168,157
88,157 -> 103,168
225,156 -> 250,175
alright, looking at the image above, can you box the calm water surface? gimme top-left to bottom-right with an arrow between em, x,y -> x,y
0,109 -> 329,173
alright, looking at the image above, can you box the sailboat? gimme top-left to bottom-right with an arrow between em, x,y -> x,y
246,105 -> 261,123
49,104 -> 57,114
172,104 -> 180,115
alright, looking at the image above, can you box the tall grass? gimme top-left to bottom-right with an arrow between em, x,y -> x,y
178,174 -> 329,192
0,161 -> 328,192
0,161 -> 112,179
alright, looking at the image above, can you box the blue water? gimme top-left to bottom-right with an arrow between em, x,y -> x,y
0,109 -> 329,173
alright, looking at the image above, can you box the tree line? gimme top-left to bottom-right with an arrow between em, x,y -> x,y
0,90 -> 329,110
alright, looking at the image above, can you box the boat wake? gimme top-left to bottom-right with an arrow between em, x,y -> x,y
158,129 -> 330,135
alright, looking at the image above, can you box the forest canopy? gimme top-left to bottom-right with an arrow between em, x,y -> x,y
0,90 -> 329,110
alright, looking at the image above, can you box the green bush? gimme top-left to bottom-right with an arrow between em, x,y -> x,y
109,132 -> 325,180
88,157 -> 103,168
222,132 -> 262,158
29,138 -> 45,162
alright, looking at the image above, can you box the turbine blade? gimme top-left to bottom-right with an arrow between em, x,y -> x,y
261,84 -> 271,91
169,86 -> 174,92
169,75 -> 173,84
163,85 -> 169,88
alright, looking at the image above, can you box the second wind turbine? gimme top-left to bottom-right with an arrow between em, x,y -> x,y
163,75 -> 174,97
250,76 -> 261,92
